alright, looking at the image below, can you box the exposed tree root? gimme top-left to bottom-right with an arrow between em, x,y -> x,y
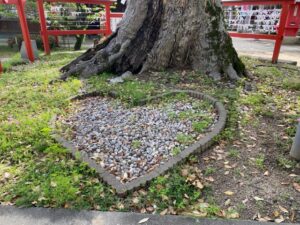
59,0 -> 246,82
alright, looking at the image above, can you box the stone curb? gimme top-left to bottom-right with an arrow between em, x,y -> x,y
51,90 -> 227,195
0,206 -> 296,225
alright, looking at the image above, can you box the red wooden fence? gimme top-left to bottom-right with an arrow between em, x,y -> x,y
222,0 -> 298,63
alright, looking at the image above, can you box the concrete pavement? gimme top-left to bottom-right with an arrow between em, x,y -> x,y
0,206 -> 296,225
232,38 -> 300,65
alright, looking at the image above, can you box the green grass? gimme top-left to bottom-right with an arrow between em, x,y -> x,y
204,167 -> 216,176
252,154 -> 266,170
132,140 -> 142,149
283,78 -> 300,91
192,119 -> 212,133
0,52 -> 299,214
0,46 -> 18,58
0,50 -> 203,211
176,133 -> 194,145
277,155 -> 297,169
227,148 -> 240,158
171,147 -> 182,156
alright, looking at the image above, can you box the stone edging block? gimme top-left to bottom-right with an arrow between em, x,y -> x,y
50,90 -> 227,195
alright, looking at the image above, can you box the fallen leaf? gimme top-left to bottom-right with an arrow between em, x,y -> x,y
224,191 -> 234,196
242,199 -> 248,204
140,208 -> 147,213
139,189 -> 148,196
132,197 -> 139,204
293,183 -> 300,192
273,210 -> 280,217
224,199 -> 231,206
160,209 -> 168,215
198,202 -> 209,210
205,176 -> 215,182
187,174 -> 197,182
162,195 -> 169,201
224,171 -> 230,175
278,206 -> 288,213
275,216 -> 285,223
184,194 -> 190,199
181,169 -> 189,177
3,172 -> 10,179
226,211 -> 240,219
193,180 -> 204,190
138,218 -> 149,224
253,196 -> 264,201
146,207 -> 154,212
258,216 -> 272,222
216,210 -> 226,218
264,171 -> 270,176
224,165 -> 233,169
190,210 -> 207,217
50,181 -> 57,187
117,203 -> 124,210
289,174 -> 298,177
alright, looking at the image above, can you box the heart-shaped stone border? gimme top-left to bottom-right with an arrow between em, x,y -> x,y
51,90 -> 227,195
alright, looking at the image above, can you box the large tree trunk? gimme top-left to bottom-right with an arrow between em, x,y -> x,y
60,0 -> 245,81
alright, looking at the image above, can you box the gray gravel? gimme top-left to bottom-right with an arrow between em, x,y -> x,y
59,96 -> 216,183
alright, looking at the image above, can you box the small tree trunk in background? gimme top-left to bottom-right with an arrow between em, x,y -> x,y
74,35 -> 85,51
61,0 -> 245,81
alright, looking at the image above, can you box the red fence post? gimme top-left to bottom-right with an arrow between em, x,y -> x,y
16,0 -> 35,62
272,2 -> 290,63
105,3 -> 112,35
37,0 -> 51,55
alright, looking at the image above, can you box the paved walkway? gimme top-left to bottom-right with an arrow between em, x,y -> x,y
0,206 -> 295,225
232,38 -> 300,65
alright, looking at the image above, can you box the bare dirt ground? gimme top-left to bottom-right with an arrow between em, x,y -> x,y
139,58 -> 300,223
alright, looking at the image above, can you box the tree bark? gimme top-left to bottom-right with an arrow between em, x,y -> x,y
60,0 -> 245,81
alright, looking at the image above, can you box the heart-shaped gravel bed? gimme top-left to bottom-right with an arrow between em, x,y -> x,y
53,91 -> 226,194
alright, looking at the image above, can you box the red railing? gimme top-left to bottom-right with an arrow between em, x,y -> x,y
36,0 -> 116,55
0,0 -> 34,63
222,0 -> 296,63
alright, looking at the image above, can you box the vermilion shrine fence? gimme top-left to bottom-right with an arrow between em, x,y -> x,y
92,0 -> 300,63
0,0 -> 35,62
0,0 -> 299,73
222,0 -> 300,63
36,0 -> 117,55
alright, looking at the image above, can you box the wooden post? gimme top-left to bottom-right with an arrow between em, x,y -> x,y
105,3 -> 112,36
272,2 -> 290,63
16,0 -> 35,62
37,0 -> 51,55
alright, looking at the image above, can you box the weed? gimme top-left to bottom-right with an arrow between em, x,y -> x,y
236,203 -> 246,213
176,133 -> 194,145
132,140 -> 142,149
192,119 -> 211,133
277,155 -> 296,169
283,78 -> 300,91
148,169 -> 201,211
167,111 -> 177,120
252,154 -> 265,170
205,204 -> 221,216
171,147 -> 182,156
204,167 -> 216,176
228,148 -> 239,158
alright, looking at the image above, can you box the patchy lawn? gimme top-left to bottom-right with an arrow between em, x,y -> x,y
0,46 -> 18,58
0,50 -> 299,223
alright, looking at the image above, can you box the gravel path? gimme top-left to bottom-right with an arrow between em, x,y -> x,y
58,96 -> 217,183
